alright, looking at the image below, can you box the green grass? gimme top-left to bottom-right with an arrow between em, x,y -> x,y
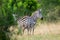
17,34 -> 60,40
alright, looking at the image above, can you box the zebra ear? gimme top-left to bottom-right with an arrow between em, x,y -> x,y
40,9 -> 42,11
38,9 -> 41,14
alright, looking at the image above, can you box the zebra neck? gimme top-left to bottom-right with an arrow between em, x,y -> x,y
31,15 -> 37,22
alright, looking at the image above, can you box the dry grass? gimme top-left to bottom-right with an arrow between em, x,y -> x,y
34,22 -> 60,35
9,22 -> 60,40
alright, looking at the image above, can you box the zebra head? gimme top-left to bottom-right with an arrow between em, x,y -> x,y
33,9 -> 43,20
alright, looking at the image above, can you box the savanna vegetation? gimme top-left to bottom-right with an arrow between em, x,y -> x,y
0,0 -> 60,40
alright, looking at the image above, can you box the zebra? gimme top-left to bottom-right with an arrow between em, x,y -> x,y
13,9 -> 43,35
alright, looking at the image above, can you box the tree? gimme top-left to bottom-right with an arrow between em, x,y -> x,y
40,0 -> 60,22
0,0 -> 41,40
12,0 -> 41,16
0,0 -> 16,40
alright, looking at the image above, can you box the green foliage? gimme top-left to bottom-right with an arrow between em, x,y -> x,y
41,0 -> 60,22
0,1 -> 15,27
0,0 -> 41,40
0,0 -> 60,40
12,0 -> 41,16
0,0 -> 16,40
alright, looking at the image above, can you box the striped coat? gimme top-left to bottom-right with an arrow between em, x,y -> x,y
17,9 -> 43,35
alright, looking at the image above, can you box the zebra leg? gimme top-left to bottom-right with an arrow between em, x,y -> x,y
29,24 -> 32,35
28,27 -> 31,35
22,28 -> 24,34
22,27 -> 25,35
31,24 -> 35,35
27,28 -> 30,35
32,27 -> 34,35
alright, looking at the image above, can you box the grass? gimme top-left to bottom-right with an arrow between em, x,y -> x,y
14,34 -> 60,40
10,22 -> 60,40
